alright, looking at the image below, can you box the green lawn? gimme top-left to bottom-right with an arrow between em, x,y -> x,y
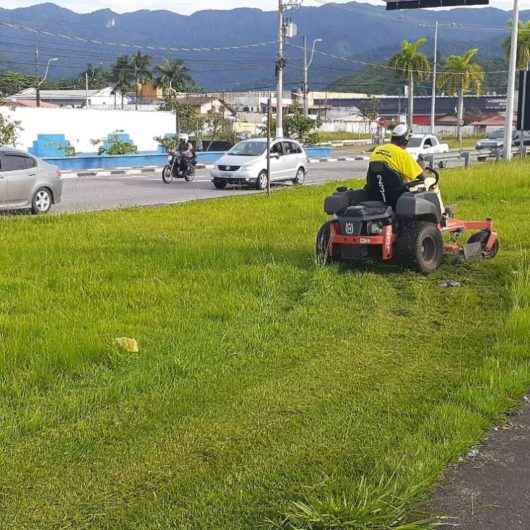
0,161 -> 529,529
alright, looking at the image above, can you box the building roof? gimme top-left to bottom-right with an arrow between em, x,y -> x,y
471,114 -> 512,127
9,99 -> 59,108
10,87 -> 118,101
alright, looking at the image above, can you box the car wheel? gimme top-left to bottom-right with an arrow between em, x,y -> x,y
293,167 -> 305,185
256,170 -> 268,190
396,221 -> 444,274
213,180 -> 227,190
31,187 -> 53,215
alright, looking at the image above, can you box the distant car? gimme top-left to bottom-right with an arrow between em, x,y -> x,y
406,134 -> 449,158
0,149 -> 62,214
210,138 -> 308,190
475,129 -> 530,150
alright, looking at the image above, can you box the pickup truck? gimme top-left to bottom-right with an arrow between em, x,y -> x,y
406,134 -> 449,158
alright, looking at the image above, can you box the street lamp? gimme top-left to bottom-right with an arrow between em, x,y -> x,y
303,37 -> 323,117
36,57 -> 58,108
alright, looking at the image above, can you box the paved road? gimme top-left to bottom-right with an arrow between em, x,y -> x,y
55,161 -> 368,214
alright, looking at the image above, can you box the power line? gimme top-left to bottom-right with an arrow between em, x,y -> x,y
0,21 -> 276,53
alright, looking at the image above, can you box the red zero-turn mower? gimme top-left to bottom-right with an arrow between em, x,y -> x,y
316,168 -> 499,274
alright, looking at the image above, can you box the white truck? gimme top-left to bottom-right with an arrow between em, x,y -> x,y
406,134 -> 449,159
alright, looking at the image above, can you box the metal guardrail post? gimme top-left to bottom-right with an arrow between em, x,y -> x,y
461,151 -> 471,169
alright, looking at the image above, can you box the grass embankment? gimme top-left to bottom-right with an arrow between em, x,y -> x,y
0,162 -> 529,529
314,131 -> 372,142
441,136 -> 483,150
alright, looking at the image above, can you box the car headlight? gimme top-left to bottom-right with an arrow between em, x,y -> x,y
369,222 -> 384,235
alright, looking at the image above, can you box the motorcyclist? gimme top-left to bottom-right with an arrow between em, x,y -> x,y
178,137 -> 195,175
365,124 -> 445,213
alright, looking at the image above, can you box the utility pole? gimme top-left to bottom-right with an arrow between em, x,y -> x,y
35,46 -> 40,107
276,0 -> 301,138
303,36 -> 323,117
36,57 -> 59,108
267,93 -> 272,197
504,0 -> 519,161
85,72 -> 89,109
431,21 -> 438,135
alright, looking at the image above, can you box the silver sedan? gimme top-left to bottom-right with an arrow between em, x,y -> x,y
0,149 -> 63,214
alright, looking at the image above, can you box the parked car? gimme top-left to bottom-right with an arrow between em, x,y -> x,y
475,129 -> 530,150
210,138 -> 308,190
0,149 -> 62,214
406,134 -> 449,158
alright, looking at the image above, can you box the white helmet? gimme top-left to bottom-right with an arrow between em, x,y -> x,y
391,123 -> 409,139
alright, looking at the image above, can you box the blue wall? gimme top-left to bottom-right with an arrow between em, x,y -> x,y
43,147 -> 333,171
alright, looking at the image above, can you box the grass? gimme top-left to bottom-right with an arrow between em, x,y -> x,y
440,136 -> 484,150
0,160 -> 529,529
314,131 -> 372,142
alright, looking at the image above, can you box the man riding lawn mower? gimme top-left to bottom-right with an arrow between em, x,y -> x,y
316,124 -> 499,274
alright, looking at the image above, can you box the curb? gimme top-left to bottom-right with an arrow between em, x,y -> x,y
60,158 -> 369,180
61,164 -> 209,180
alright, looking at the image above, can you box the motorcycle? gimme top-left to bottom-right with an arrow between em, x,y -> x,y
162,150 -> 196,184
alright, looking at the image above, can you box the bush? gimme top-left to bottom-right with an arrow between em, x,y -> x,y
92,131 -> 138,156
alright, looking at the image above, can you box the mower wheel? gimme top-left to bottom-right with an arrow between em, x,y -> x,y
397,221 -> 444,274
316,221 -> 336,265
468,230 -> 499,259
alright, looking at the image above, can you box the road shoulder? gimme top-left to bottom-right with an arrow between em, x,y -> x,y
431,396 -> 530,529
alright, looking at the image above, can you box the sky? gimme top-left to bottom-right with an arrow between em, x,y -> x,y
1,0 -> 529,14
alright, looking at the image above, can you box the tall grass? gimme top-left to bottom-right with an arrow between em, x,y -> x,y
0,160 -> 529,529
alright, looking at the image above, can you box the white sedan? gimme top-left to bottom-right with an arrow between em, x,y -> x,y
210,138 -> 308,190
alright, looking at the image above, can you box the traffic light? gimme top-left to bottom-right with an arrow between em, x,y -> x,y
386,0 -> 488,10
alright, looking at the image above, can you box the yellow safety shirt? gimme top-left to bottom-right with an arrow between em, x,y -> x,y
370,143 -> 422,182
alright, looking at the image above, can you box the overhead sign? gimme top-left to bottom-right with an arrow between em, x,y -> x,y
386,0 -> 488,10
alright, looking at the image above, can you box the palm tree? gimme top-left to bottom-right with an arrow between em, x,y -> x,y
131,52 -> 152,110
111,55 -> 134,110
503,20 -> 530,70
389,38 -> 431,130
438,49 -> 485,145
155,58 -> 192,94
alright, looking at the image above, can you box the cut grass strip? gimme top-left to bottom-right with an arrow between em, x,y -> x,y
0,160 -> 528,529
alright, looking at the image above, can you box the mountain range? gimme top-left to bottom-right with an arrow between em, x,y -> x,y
0,2 -> 524,92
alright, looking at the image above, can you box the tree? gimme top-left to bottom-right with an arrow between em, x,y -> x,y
438,49 -> 485,145
503,20 -> 530,70
79,65 -> 114,91
160,97 -> 201,139
111,55 -> 134,109
389,38 -> 431,130
131,52 -> 152,110
155,58 -> 193,94
0,71 -> 39,96
0,103 -> 22,146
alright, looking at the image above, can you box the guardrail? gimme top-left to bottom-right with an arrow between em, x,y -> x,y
422,147 -> 526,170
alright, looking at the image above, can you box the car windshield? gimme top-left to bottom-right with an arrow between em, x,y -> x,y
229,141 -> 266,156
487,130 -> 504,140
407,138 -> 423,148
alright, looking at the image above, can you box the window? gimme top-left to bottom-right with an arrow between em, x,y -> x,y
291,142 -> 302,154
0,154 -> 36,172
424,138 -> 433,148
282,142 -> 293,155
229,141 -> 266,156
271,143 -> 283,155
